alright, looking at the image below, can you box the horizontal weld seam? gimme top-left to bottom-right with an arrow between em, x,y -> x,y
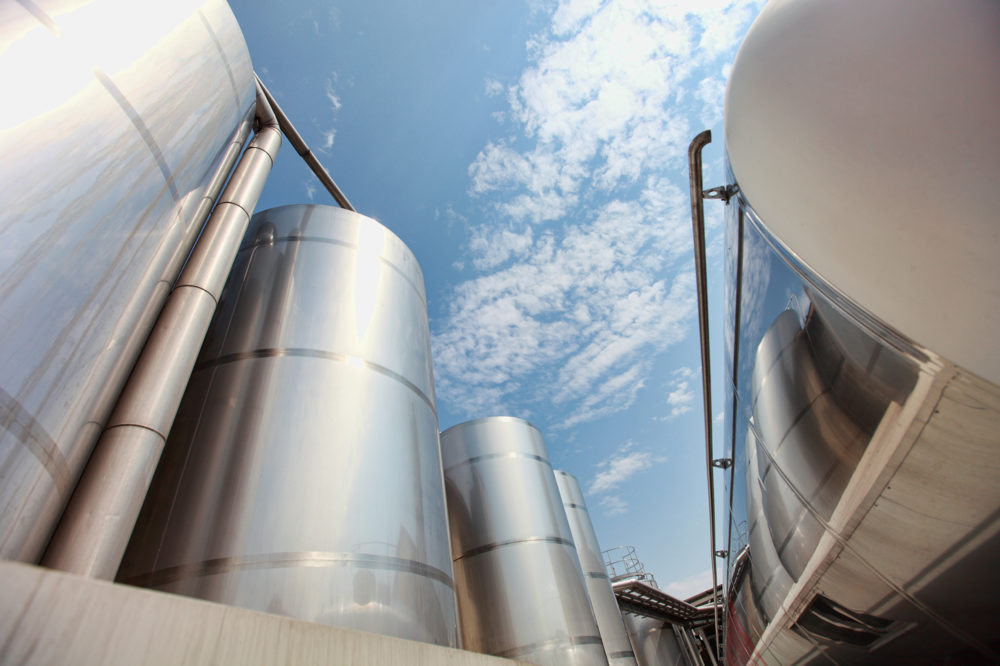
192,347 -> 436,417
235,235 -> 426,307
494,635 -> 604,659
443,451 -> 550,473
121,551 -> 454,589
454,536 -> 574,562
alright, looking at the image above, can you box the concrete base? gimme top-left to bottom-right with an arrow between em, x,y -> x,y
0,561 -> 522,665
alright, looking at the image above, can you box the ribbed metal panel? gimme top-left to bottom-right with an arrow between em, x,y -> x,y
441,417 -> 608,666
118,204 -> 458,647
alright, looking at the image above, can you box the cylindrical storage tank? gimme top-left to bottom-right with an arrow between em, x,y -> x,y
0,0 -> 255,561
555,470 -> 637,666
118,204 -> 459,647
623,615 -> 687,666
441,417 -> 608,666
750,309 -> 871,580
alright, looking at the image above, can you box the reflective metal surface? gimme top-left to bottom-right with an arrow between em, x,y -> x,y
442,417 -> 608,666
622,615 -> 687,666
118,205 -> 458,647
555,470 -> 637,666
43,86 -> 281,580
0,0 -> 255,562
721,190 -> 1000,663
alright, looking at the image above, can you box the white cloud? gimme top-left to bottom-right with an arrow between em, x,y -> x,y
588,442 -> 664,494
664,366 -> 697,418
663,568 -> 714,599
320,129 -> 335,150
324,79 -> 342,111
667,381 -> 694,417
557,362 -> 647,430
468,226 -> 534,271
598,494 -> 628,517
484,77 -> 504,97
315,77 -> 342,154
432,183 -> 695,423
696,74 -> 727,128
465,1 -> 765,209
304,181 -> 316,201
433,0 -> 758,427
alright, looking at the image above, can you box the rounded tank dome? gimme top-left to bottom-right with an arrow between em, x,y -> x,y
724,0 -> 1000,384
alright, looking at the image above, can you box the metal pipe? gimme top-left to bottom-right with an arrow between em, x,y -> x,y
673,624 -> 703,666
41,84 -> 282,580
695,628 -> 719,666
687,129 -> 721,662
254,74 -> 355,212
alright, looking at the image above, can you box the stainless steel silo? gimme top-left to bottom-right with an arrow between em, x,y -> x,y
622,615 -> 688,666
117,204 -> 458,647
441,417 -> 608,666
0,0 -> 255,562
555,470 -> 637,666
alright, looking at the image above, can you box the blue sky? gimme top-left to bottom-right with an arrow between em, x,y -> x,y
231,0 -> 765,597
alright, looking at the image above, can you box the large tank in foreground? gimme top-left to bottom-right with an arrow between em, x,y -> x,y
441,417 -> 608,666
555,470 -> 637,666
719,0 -> 1000,662
0,0 -> 255,562
118,204 -> 458,647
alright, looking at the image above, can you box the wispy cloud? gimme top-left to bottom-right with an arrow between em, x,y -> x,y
316,77 -> 341,154
468,226 -> 534,271
664,568 -> 714,599
598,494 -> 628,517
658,366 -> 696,420
588,442 -> 664,495
432,0 -> 760,428
324,79 -> 342,111
433,184 -> 695,423
484,77 -> 505,97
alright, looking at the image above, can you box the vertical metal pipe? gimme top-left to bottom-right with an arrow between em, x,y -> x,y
687,129 -> 721,661
41,84 -> 281,580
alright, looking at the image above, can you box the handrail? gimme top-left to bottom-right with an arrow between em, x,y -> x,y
255,74 -> 356,212
611,579 -> 712,624
687,129 -> 722,662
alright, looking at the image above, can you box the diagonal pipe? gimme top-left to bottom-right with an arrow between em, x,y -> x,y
42,82 -> 282,580
255,74 -> 355,212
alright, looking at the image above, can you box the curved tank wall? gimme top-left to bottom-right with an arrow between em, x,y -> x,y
118,205 -> 458,647
441,417 -> 608,666
721,181 -> 1000,660
0,0 -> 255,561
724,0 -> 1000,387
623,615 -> 687,666
555,470 -> 637,666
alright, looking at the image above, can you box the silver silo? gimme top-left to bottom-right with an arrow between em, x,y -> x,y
622,615 -> 688,666
0,0 -> 255,562
117,204 -> 458,647
555,470 -> 637,666
441,417 -> 608,666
